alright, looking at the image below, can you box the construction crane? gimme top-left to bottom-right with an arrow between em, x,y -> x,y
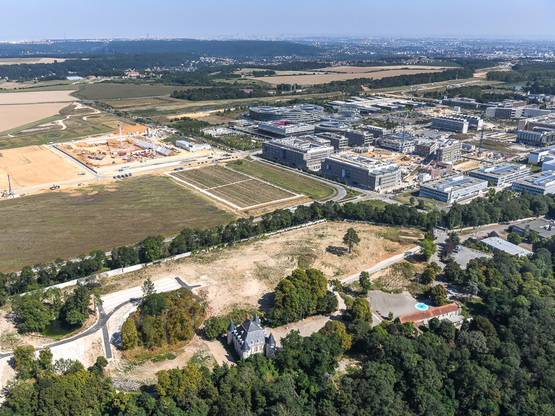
401,112 -> 409,153
478,127 -> 484,157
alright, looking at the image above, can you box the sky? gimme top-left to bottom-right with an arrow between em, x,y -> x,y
3,0 -> 555,41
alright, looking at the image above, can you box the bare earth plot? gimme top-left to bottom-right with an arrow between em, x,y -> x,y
169,165 -> 302,210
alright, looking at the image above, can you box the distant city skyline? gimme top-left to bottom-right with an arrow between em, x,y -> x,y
3,0 -> 555,41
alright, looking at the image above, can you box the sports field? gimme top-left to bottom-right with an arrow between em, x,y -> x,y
0,175 -> 235,272
170,165 -> 301,210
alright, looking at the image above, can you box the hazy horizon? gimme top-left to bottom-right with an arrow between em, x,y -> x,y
3,0 -> 555,42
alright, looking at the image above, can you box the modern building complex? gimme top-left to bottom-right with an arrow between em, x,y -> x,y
262,137 -> 334,171
315,132 -> 348,152
360,125 -> 388,138
480,237 -> 533,257
431,115 -> 469,133
314,121 -> 351,134
320,107 -> 363,125
486,106 -> 553,119
412,137 -> 461,162
227,316 -> 276,360
441,97 -> 485,109
529,146 -> 555,164
511,171 -> 555,195
469,164 -> 532,186
518,113 -> 555,132
257,120 -> 314,137
320,154 -> 401,191
379,133 -> 415,153
327,96 -> 425,113
345,129 -> 375,147
249,104 -> 324,122
175,139 -> 211,152
419,175 -> 488,203
456,114 -> 483,130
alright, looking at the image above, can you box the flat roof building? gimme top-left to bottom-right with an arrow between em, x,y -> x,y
511,171 -> 555,195
419,175 -> 487,203
262,137 -> 334,171
328,96 -> 425,113
431,116 -> 469,134
469,163 -> 532,186
320,154 -> 401,191
257,120 -> 314,137
480,237 -> 532,257
512,219 -> 555,241
176,139 -> 211,152
315,132 -> 348,152
517,130 -> 555,147
249,104 -> 324,122
314,121 -> 351,134
415,137 -> 462,163
345,129 -> 375,147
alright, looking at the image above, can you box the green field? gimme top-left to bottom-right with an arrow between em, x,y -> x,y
226,160 -> 335,200
0,175 -> 235,272
73,83 -> 183,100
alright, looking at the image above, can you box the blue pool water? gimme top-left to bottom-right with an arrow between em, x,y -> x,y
415,303 -> 429,311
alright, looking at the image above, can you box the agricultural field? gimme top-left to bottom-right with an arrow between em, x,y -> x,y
170,165 -> 301,210
0,175 -> 235,272
226,159 -> 335,200
250,67 -> 448,86
73,83 -> 183,100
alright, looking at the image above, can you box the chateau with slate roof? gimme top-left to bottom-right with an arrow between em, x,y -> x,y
227,315 -> 276,360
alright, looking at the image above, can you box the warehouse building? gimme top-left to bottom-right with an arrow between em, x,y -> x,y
249,104 -> 324,122
176,139 -> 211,152
480,237 -> 532,257
320,154 -> 401,191
511,171 -> 555,195
419,175 -> 487,203
262,137 -> 334,171
469,163 -> 532,186
431,116 -> 469,133
257,120 -> 314,137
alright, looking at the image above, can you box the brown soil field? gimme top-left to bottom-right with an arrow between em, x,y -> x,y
251,68 -> 446,86
0,91 -> 75,105
104,221 -> 423,317
0,103 -> 70,132
0,145 -> 92,190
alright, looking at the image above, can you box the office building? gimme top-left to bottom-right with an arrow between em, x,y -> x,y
262,137 -> 334,171
419,175 -> 487,203
345,129 -> 375,147
320,107 -> 363,125
360,125 -> 387,138
469,164 -> 532,186
486,106 -> 554,119
257,120 -> 314,137
320,154 -> 401,191
249,104 -> 324,122
413,137 -> 461,162
511,171 -> 555,195
379,133 -> 415,153
315,132 -> 348,152
327,96 -> 425,114
431,116 -> 469,133
516,130 -> 555,147
314,121 -> 350,134
512,219 -> 555,241
518,114 -> 555,132
528,146 -> 555,163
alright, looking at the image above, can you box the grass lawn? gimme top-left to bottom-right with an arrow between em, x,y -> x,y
0,175 -> 236,272
225,160 -> 335,200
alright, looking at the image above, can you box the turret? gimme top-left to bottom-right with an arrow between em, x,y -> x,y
227,319 -> 235,345
254,314 -> 261,326
241,340 -> 250,359
265,333 -> 276,359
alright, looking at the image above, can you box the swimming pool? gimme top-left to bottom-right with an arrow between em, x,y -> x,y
415,303 -> 429,311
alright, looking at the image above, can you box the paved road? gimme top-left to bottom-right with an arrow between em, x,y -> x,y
341,245 -> 421,284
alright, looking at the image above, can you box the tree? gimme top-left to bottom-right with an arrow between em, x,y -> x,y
121,319 -> 140,350
61,285 -> 90,327
203,317 -> 227,340
444,261 -> 463,283
527,230 -> 540,244
13,345 -> 36,379
139,235 -> 165,263
429,285 -> 448,306
421,238 -> 437,261
507,232 -> 522,245
410,196 -> 416,206
141,277 -> 156,297
421,267 -> 436,285
12,296 -> 53,333
141,293 -> 168,317
348,297 -> 372,322
359,271 -> 371,295
343,228 -> 361,254
447,231 -> 461,246
319,320 -> 352,350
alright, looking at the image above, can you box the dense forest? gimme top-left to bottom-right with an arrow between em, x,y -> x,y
2,235 -> 555,415
487,62 -> 555,94
120,288 -> 205,350
171,86 -> 270,101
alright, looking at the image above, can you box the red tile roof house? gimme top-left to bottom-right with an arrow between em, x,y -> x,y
398,303 -> 462,326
